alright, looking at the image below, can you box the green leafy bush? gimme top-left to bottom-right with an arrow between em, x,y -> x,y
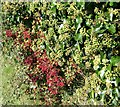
1,2 -> 120,105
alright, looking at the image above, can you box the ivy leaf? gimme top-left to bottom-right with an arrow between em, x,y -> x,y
109,2 -> 113,6
106,64 -> 111,71
75,33 -> 83,43
17,16 -> 20,22
108,24 -> 116,34
96,29 -> 106,34
75,17 -> 82,33
110,9 -> 113,21
115,88 -> 120,97
99,69 -> 105,79
60,43 -> 64,52
51,6 -> 56,14
76,23 -> 81,34
76,17 -> 83,25
110,56 -> 120,66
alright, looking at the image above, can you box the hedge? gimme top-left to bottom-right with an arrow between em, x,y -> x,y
1,2 -> 120,105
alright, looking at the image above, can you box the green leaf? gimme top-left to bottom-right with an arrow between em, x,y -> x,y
99,69 -> 105,79
109,2 -> 114,6
60,43 -> 64,51
76,23 -> 81,34
51,6 -> 56,13
110,56 -> 120,66
115,88 -> 119,97
97,29 -> 106,34
17,16 -> 20,22
75,17 -> 82,33
76,17 -> 83,24
106,64 -> 111,71
115,78 -> 120,87
75,33 -> 83,43
108,24 -> 116,34
110,9 -> 113,21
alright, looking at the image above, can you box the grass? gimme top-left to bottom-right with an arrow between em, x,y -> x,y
1,53 -> 16,104
0,53 -> 2,105
0,53 -> 35,105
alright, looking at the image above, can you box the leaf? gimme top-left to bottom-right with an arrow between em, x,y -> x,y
99,69 -> 105,79
106,64 -> 111,71
96,29 -> 106,34
108,24 -> 116,34
75,17 -> 82,33
76,23 -> 81,34
110,10 -> 113,21
115,78 -> 120,87
95,23 -> 105,34
109,2 -> 114,6
110,56 -> 120,66
75,33 -> 83,43
115,88 -> 120,97
60,43 -> 64,51
51,6 -> 56,13
76,17 -> 83,24
17,16 -> 20,22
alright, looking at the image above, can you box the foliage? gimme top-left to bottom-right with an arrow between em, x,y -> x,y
1,1 -> 120,105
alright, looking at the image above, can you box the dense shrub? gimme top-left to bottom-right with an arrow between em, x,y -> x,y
1,1 -> 120,105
